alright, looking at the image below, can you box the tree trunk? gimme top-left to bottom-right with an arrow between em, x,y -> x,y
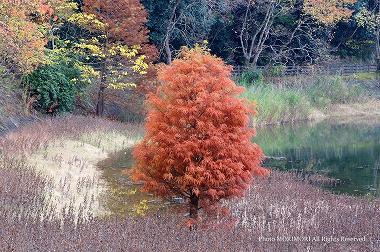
243,56 -> 258,70
96,83 -> 106,117
163,0 -> 181,65
96,62 -> 107,117
251,54 -> 259,70
164,37 -> 172,65
189,193 -> 199,219
244,56 -> 251,67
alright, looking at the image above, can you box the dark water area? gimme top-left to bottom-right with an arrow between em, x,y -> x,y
98,117 -> 380,215
256,118 -> 380,197
97,150 -> 183,216
97,150 -> 162,216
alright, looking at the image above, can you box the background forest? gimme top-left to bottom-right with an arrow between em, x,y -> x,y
1,0 -> 379,124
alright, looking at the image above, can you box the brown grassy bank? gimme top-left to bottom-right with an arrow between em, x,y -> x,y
326,99 -> 380,118
1,116 -> 380,251
0,116 -> 143,221
253,98 -> 380,128
0,170 -> 379,251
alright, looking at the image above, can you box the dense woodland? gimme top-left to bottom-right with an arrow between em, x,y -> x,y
0,0 -> 379,119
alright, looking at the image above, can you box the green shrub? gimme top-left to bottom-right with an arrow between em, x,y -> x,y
240,69 -> 264,86
266,65 -> 286,77
25,60 -> 83,114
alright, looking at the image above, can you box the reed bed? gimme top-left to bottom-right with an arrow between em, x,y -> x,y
1,167 -> 379,250
0,116 -> 143,223
0,115 -> 143,155
1,116 -> 379,251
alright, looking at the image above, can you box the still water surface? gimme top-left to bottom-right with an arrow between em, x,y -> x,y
98,118 -> 380,215
256,118 -> 380,196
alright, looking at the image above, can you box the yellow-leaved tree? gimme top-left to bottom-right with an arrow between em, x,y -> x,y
65,0 -> 149,116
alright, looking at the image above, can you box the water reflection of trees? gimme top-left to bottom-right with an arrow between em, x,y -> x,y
257,120 -> 380,196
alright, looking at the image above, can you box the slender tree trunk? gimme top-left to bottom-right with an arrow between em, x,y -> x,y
376,29 -> 380,72
189,193 -> 199,219
96,62 -> 107,117
96,84 -> 106,117
163,0 -> 181,65
164,37 -> 172,65
376,30 -> 380,71
251,53 -> 260,69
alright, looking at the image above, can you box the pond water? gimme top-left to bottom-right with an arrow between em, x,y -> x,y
97,150 -> 166,216
256,118 -> 380,197
98,117 -> 380,215
97,149 -> 183,216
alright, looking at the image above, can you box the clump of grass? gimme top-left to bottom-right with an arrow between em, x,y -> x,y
240,74 -> 368,125
0,155 -> 51,222
305,76 -> 365,108
242,84 -> 312,125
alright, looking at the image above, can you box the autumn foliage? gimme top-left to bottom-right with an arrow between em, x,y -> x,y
75,0 -> 157,116
131,47 -> 269,219
303,0 -> 356,25
0,0 -> 59,75
83,0 -> 157,60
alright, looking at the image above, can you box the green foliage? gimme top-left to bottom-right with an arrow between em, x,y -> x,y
353,72 -> 380,81
25,59 -> 83,113
242,84 -> 312,124
306,76 -> 364,108
266,65 -> 286,77
240,69 -> 264,86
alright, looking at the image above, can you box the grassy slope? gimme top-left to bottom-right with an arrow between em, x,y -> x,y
0,169 -> 379,251
241,73 -> 379,125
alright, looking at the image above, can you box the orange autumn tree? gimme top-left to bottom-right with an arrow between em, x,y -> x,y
0,0 -> 59,77
304,0 -> 356,25
131,46 -> 269,220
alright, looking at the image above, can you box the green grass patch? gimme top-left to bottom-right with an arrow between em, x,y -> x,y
240,75 -> 368,124
351,72 -> 380,81
305,76 -> 365,108
242,84 -> 312,125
